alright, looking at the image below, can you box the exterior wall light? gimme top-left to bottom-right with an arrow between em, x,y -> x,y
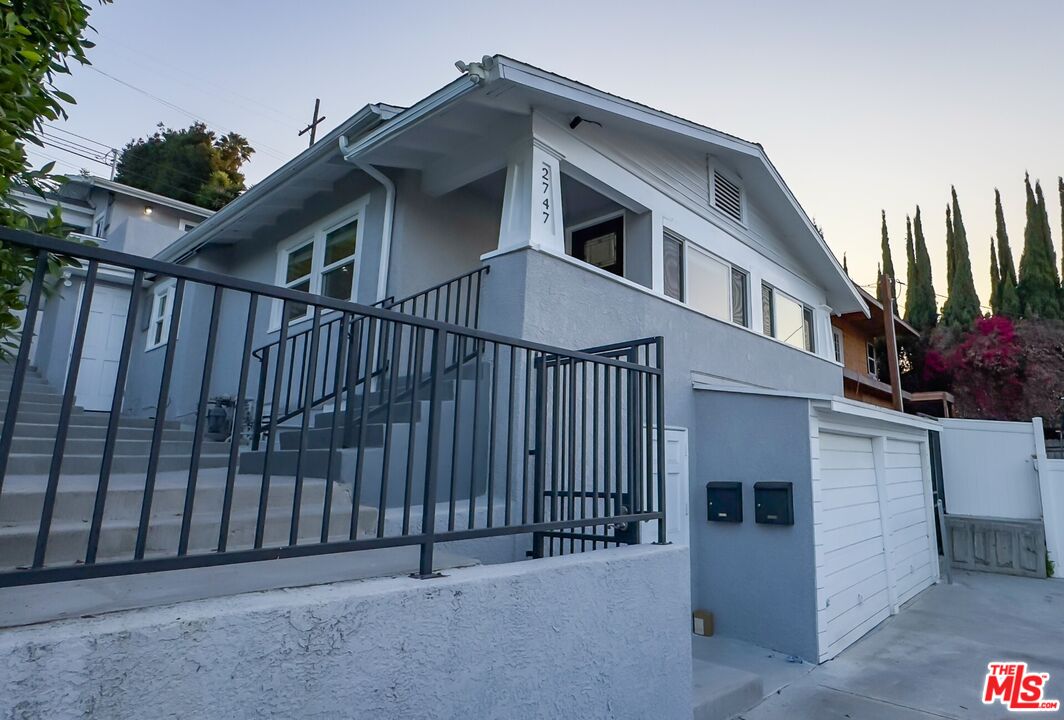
144,205 -> 153,216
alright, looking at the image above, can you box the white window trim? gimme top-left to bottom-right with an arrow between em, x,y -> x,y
762,283 -> 814,352
270,195 -> 370,332
866,341 -> 879,377
145,278 -> 176,351
708,161 -> 747,228
664,229 -> 749,328
564,210 -> 627,273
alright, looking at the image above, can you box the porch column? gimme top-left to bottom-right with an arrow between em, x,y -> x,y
495,138 -> 566,257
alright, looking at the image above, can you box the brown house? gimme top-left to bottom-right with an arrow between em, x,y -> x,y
831,286 -> 953,415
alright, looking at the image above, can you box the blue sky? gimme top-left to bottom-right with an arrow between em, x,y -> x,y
33,0 -> 1064,307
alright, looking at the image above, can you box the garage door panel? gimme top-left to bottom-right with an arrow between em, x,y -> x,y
886,479 -> 924,501
888,493 -> 926,516
821,433 -> 876,453
885,438 -> 921,455
820,450 -> 876,471
821,554 -> 887,600
884,452 -> 922,469
822,484 -> 880,510
822,600 -> 891,658
820,467 -> 876,489
824,577 -> 889,627
822,534 -> 886,575
820,503 -> 881,530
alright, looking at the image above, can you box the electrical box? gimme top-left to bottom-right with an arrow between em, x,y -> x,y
706,482 -> 742,523
754,482 -> 794,525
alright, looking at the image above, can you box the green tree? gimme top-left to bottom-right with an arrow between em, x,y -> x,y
0,0 -> 110,358
115,123 -> 254,210
903,215 -> 917,320
989,238 -> 1001,314
907,206 -> 938,331
880,210 -> 897,314
995,188 -> 1021,317
1018,175 -> 1061,318
941,187 -> 981,326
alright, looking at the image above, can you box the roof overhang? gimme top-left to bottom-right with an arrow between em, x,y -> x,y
155,103 -> 402,262
62,176 -> 215,220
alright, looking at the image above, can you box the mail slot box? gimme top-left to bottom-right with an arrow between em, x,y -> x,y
754,482 -> 793,525
706,482 -> 742,523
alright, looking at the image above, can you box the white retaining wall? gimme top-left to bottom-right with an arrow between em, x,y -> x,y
0,544 -> 692,720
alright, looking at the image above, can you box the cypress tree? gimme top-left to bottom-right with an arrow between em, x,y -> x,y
1059,177 -> 1064,309
880,210 -> 897,314
903,215 -> 917,321
1018,175 -> 1062,318
908,206 -> 938,331
989,238 -> 1001,315
945,204 -> 955,296
940,188 -> 981,326
995,188 -> 1021,316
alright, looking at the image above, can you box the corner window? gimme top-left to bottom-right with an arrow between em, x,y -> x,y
666,230 -> 748,327
762,283 -> 814,352
146,280 -> 176,351
271,199 -> 366,330
866,342 -> 879,377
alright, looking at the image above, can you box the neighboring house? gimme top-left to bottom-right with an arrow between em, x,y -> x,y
831,285 -> 955,416
12,175 -> 213,409
1,56 -> 945,667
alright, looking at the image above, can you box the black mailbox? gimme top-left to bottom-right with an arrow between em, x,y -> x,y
706,482 -> 742,523
754,482 -> 793,525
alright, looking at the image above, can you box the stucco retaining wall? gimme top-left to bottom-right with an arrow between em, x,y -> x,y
0,544 -> 691,720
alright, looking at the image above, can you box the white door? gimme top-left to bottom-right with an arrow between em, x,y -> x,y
72,284 -> 129,411
817,432 -> 891,660
883,438 -> 936,606
643,427 -> 689,546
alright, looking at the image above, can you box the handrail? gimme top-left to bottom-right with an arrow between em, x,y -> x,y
0,228 -> 666,586
0,228 -> 654,373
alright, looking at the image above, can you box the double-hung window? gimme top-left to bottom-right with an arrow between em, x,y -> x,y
146,280 -> 176,351
762,283 -> 815,352
663,230 -> 748,327
272,200 -> 365,330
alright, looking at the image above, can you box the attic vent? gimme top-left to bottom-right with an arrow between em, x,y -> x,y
712,170 -> 743,223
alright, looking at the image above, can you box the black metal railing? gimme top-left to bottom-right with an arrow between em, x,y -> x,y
249,266 -> 489,449
0,228 -> 664,586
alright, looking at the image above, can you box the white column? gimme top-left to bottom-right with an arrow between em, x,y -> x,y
493,136 -> 566,258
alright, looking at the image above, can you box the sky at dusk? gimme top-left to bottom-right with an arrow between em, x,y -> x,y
31,0 -> 1064,309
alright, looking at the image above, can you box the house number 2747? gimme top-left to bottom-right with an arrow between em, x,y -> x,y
540,164 -> 551,223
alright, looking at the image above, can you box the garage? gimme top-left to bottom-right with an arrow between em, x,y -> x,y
692,387 -> 940,664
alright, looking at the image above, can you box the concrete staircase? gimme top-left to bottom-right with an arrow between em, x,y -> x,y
0,366 -> 376,571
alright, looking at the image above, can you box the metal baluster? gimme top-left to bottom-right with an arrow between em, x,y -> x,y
401,327 -> 425,535
320,312 -> 350,544
251,349 -> 269,452
134,276 -> 185,560
255,300 -> 289,549
377,321 -> 403,537
0,250 -> 48,487
447,333 -> 464,531
290,307 -> 321,546
532,351 -> 546,559
349,316 -> 378,540
218,293 -> 258,552
503,344 -> 516,526
85,268 -> 144,565
177,284 -> 224,556
486,342 -> 499,528
467,338 -> 483,530
33,260 -> 99,567
655,338 -> 667,544
415,328 -> 447,578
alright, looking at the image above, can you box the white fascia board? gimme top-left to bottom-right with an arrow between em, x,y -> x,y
155,104 -> 396,263
76,177 -> 215,219
812,396 -> 941,431
340,77 -> 481,161
492,55 -> 867,317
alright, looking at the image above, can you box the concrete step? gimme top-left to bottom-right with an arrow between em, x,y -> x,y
278,423 -> 388,450
9,437 -> 231,456
4,451 -> 230,475
691,658 -> 764,720
0,391 -> 66,406
312,402 -> 421,429
0,479 -> 377,568
0,399 -> 66,414
0,413 -> 181,430
0,423 -> 196,442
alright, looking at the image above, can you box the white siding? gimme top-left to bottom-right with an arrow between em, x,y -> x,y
884,439 -> 936,606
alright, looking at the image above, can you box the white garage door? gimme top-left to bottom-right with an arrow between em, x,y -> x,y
884,438 -> 936,606
73,284 -> 130,411
817,432 -> 891,660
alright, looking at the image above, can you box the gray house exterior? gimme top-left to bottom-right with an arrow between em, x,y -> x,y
70,55 -> 940,662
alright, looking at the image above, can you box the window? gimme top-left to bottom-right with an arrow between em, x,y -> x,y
271,200 -> 366,330
761,283 -> 814,352
711,169 -> 743,224
667,231 -> 749,327
866,342 -> 879,377
570,215 -> 624,277
181,221 -> 198,232
832,327 -> 844,363
146,280 -> 176,350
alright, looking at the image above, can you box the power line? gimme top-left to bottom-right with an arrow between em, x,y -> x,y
87,66 -> 292,162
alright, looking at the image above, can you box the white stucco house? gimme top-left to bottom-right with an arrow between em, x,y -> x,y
0,54 -> 944,693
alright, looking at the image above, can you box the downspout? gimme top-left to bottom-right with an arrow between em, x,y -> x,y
349,157 -> 395,304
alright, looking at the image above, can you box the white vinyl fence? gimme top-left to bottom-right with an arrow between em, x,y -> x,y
939,417 -> 1064,569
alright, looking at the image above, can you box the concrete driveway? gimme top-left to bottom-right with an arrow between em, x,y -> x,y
740,569 -> 1064,719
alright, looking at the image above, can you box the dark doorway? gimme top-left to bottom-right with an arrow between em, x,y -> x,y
570,215 -> 624,277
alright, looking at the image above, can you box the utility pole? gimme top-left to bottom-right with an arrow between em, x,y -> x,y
880,272 -> 904,413
298,98 -> 326,147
